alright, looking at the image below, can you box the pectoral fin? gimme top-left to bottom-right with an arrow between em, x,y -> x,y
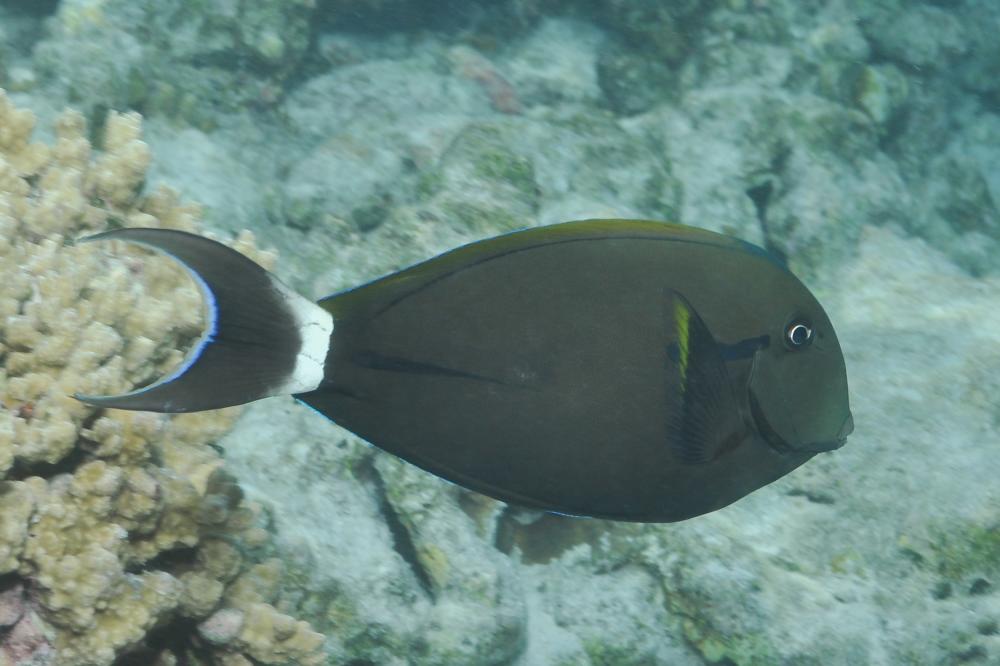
665,290 -> 742,464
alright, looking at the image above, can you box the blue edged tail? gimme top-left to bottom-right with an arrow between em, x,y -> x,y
74,228 -> 333,413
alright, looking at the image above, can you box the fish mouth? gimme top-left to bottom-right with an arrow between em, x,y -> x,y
811,411 -> 854,452
807,437 -> 847,453
810,412 -> 854,452
749,390 -> 854,455
748,388 -> 793,454
838,412 -> 855,438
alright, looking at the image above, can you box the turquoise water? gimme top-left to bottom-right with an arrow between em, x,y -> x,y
1,1 -> 998,664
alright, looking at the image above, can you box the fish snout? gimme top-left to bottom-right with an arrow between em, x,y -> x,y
796,412 -> 854,453
837,411 -> 854,440
823,412 -> 855,451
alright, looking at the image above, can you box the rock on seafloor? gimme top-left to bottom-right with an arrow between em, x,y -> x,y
32,0 -> 315,127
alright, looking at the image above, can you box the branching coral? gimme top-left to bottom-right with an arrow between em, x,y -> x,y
0,89 -> 324,665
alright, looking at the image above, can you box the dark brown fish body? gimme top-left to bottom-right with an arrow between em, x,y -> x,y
75,220 -> 853,522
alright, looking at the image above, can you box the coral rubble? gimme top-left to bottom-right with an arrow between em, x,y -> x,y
0,90 -> 323,665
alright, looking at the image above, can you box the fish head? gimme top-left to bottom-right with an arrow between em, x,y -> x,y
746,290 -> 852,455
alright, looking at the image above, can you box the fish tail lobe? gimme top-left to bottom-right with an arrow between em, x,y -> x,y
73,228 -> 334,413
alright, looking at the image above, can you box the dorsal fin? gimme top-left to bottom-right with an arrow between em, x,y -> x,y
320,219 -> 785,317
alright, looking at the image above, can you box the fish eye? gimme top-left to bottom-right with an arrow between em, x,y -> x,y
784,319 -> 813,349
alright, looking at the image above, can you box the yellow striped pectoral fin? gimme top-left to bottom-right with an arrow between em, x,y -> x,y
672,295 -> 691,393
664,290 -> 741,464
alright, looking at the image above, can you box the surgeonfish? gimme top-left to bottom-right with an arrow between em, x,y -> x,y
74,220 -> 853,522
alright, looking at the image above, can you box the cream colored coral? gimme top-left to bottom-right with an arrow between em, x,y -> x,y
179,570 -> 225,618
0,412 -> 15,475
89,111 -> 151,209
234,603 -> 325,666
0,481 -> 37,574
197,538 -> 245,583
54,571 -> 182,665
0,89 -> 324,664
0,93 -> 49,175
224,559 -> 283,607
23,461 -> 129,630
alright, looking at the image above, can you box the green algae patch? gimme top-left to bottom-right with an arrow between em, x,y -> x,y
679,616 -> 780,666
440,199 -> 525,235
443,123 -> 540,203
422,121 -> 542,235
416,168 -> 445,199
851,64 -> 910,128
930,521 -> 1000,582
583,639 -> 655,666
472,148 -> 536,198
665,574 -> 780,666
416,543 -> 451,590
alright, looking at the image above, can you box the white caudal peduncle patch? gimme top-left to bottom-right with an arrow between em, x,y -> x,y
272,280 -> 334,395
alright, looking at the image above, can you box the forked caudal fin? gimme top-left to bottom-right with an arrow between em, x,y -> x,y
73,228 -> 334,413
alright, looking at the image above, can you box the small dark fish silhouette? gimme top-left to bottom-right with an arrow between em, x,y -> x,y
75,220 -> 853,522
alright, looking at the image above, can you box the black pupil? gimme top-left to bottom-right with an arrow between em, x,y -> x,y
788,323 -> 811,346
